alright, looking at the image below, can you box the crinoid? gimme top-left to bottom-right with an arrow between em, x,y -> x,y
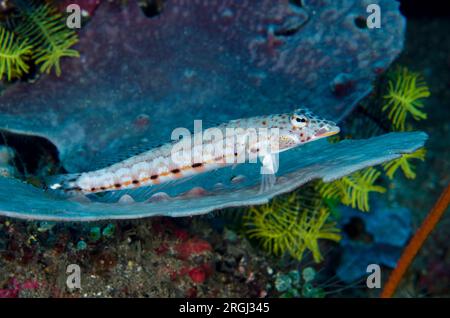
243,191 -> 341,263
14,0 -> 79,76
317,167 -> 386,212
382,67 -> 430,131
0,26 -> 32,81
383,148 -> 426,180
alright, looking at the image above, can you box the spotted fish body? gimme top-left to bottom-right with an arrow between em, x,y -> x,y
48,108 -> 339,195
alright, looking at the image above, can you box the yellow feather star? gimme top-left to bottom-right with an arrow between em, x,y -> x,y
15,2 -> 80,76
383,148 -> 426,180
244,193 -> 341,263
0,27 -> 32,81
317,167 -> 386,212
382,67 -> 430,131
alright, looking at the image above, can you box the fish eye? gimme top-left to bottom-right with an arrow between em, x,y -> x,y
291,114 -> 308,127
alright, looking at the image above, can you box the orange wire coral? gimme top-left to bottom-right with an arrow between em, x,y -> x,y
381,184 -> 450,298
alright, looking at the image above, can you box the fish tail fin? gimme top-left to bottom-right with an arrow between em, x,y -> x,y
43,173 -> 83,194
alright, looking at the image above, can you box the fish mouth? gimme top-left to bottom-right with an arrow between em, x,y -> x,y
315,126 -> 340,138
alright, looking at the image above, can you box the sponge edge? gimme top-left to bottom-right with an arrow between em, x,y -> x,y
0,131 -> 427,221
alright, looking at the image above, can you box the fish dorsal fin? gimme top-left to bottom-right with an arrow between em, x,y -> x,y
194,114 -> 241,130
83,138 -> 178,172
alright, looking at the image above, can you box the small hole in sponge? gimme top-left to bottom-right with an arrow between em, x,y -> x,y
139,0 -> 164,18
354,16 -> 368,29
342,217 -> 374,243
289,0 -> 303,8
274,27 -> 301,37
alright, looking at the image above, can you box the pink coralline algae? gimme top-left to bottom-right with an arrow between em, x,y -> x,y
152,219 -> 213,286
187,264 -> 213,284
174,238 -> 212,261
172,263 -> 213,285
0,278 -> 40,298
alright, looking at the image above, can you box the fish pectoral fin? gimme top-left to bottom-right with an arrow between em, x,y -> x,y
260,153 -> 279,175
258,154 -> 278,194
259,172 -> 276,194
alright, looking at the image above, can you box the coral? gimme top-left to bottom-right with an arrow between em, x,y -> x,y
101,223 -> 115,238
244,193 -> 341,262
301,282 -> 325,298
381,184 -> 450,298
173,238 -> 212,261
273,267 -> 324,298
88,226 -> 101,242
0,26 -> 32,80
14,0 -> 79,76
317,167 -> 386,212
187,266 -> 208,284
382,67 -> 430,131
383,148 -> 426,179
274,270 -> 300,293
36,221 -> 55,232
76,240 -> 87,250
302,267 -> 316,283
